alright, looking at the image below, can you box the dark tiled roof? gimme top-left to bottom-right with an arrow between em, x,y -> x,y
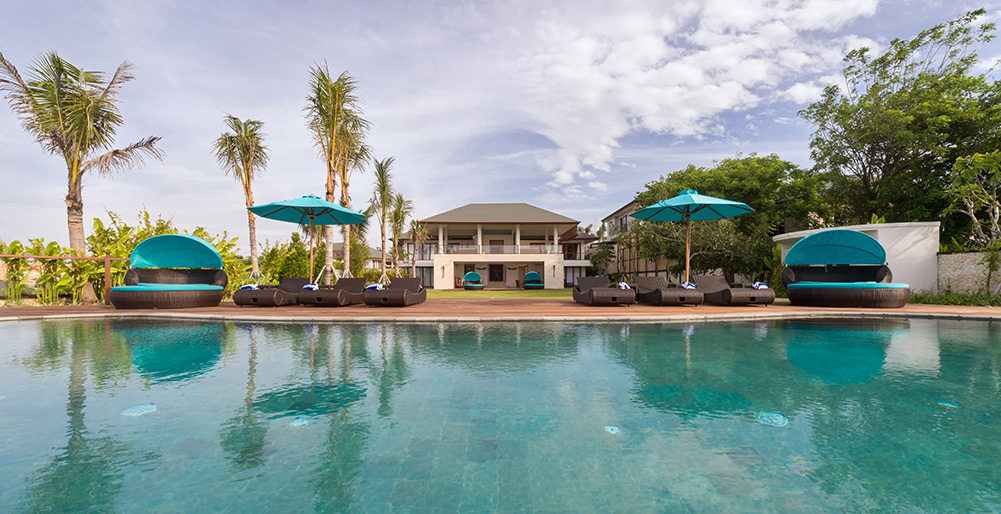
422,203 -> 578,224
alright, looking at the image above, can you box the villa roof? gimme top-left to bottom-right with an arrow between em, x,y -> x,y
422,203 -> 578,225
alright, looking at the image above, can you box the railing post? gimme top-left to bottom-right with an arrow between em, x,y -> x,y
104,252 -> 112,305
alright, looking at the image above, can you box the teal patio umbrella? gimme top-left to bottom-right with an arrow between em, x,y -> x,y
630,189 -> 753,282
248,195 -> 366,282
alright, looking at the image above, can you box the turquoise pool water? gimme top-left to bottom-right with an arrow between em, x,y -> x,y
0,318 -> 998,512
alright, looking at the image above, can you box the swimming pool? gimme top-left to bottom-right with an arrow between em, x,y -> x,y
0,318 -> 998,512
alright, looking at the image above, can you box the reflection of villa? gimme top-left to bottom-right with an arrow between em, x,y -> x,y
405,203 -> 593,289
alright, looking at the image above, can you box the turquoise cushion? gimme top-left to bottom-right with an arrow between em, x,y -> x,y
113,283 -> 224,292
787,281 -> 909,290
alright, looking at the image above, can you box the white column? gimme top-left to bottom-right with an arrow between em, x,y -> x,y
438,224 -> 444,249
477,224 -> 482,252
515,225 -> 521,254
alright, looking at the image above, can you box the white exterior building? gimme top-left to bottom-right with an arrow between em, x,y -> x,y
405,203 -> 591,289
772,222 -> 940,292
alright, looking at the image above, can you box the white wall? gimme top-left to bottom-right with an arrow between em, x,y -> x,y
432,253 -> 564,289
773,222 -> 940,292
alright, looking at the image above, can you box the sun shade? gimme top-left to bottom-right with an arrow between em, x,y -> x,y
130,234 -> 224,269
784,229 -> 887,266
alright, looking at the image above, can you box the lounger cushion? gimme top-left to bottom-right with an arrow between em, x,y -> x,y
787,281 -> 909,290
113,283 -> 225,292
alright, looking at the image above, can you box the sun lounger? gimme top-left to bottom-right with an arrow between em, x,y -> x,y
572,276 -> 635,306
298,277 -> 367,307
233,277 -> 310,307
691,275 -> 774,306
363,277 -> 427,307
635,276 -> 703,306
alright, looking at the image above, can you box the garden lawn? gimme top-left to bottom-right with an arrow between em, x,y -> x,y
428,288 -> 572,299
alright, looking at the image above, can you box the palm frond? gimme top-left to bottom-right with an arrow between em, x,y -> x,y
84,136 -> 165,176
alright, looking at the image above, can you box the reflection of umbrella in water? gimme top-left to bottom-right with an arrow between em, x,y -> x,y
784,321 -> 893,385
248,195 -> 366,282
630,189 -> 754,282
115,321 -> 225,384
253,381 -> 365,419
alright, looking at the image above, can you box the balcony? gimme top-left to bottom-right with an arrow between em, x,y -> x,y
439,244 -> 562,255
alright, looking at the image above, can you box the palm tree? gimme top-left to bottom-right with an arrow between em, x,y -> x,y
390,194 -> 413,274
409,219 -> 429,279
304,64 -> 369,282
212,115 -> 269,278
370,156 -> 394,283
0,52 -> 164,300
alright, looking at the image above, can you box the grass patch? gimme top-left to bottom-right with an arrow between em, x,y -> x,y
428,288 -> 573,299
909,290 -> 1001,306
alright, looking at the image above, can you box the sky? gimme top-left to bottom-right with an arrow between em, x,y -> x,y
1,0 -> 999,254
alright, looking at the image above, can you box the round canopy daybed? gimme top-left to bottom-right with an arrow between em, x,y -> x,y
109,234 -> 228,309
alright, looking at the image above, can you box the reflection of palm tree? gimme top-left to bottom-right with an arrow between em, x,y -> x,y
21,321 -> 147,512
219,325 -> 268,471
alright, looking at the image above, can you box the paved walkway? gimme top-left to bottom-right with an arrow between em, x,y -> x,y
2,299 -> 1000,323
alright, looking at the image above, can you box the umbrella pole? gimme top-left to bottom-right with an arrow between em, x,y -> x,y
308,219 -> 315,283
685,217 -> 691,283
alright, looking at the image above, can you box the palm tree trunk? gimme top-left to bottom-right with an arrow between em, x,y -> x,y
341,179 -> 351,277
247,211 -> 260,277
66,179 -> 97,303
324,187 -> 336,284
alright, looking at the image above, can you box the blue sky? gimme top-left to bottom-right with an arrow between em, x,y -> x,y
1,0 -> 998,253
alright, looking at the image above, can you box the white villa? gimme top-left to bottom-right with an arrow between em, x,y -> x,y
405,203 -> 592,289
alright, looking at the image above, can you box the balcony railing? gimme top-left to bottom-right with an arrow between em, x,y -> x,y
439,244 -> 562,255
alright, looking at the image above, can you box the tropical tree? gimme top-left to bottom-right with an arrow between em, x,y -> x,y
390,194 -> 413,273
409,219 -> 429,278
0,52 -> 164,300
213,115 -> 269,277
370,156 -> 394,283
304,64 -> 370,281
799,9 -> 1001,231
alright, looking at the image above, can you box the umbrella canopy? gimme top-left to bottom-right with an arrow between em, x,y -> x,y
630,190 -> 754,282
248,195 -> 366,282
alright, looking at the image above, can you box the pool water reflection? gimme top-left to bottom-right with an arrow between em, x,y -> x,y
0,318 -> 998,512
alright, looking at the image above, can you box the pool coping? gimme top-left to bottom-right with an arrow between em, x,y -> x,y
2,299 -> 1000,324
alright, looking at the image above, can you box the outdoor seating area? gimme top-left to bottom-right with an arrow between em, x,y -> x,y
233,277 -> 310,307
523,271 -> 545,289
462,272 -> 484,290
364,277 -> 427,307
781,229 -> 910,308
297,277 -> 368,307
108,234 -> 228,309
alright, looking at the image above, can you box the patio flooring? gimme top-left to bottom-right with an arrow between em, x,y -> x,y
2,298 -> 1000,323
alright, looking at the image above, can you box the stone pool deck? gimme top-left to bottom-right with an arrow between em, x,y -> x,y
1,298 -> 1000,323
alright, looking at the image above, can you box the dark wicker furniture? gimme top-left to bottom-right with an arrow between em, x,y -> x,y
299,278 -> 368,307
364,278 -> 427,307
109,235 -> 228,309
572,276 -> 635,306
635,276 -> 703,306
780,229 -> 910,308
691,275 -> 774,306
234,277 -> 310,307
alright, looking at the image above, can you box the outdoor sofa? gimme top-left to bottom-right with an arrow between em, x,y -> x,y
691,275 -> 775,306
298,277 -> 368,307
364,277 -> 427,307
109,234 -> 227,309
463,272 -> 485,290
573,276 -> 635,306
523,271 -> 545,289
233,277 -> 310,307
780,229 -> 910,308
634,276 -> 703,306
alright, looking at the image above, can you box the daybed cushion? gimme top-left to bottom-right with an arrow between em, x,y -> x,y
786,281 -> 908,290
113,284 -> 224,292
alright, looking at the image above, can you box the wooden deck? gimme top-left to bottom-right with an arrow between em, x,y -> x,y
2,298 -> 1000,323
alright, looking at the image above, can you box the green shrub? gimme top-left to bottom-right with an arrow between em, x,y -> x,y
909,290 -> 1001,306
1,240 -> 28,303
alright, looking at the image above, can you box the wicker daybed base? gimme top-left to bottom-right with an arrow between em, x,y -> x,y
786,282 -> 910,308
299,278 -> 367,307
109,286 -> 225,309
634,276 -> 703,306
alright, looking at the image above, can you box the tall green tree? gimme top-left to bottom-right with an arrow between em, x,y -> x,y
0,52 -> 164,300
390,194 -> 413,273
304,64 -> 369,281
800,9 -> 1001,230
213,115 -> 269,277
409,219 -> 429,279
370,156 -> 394,282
